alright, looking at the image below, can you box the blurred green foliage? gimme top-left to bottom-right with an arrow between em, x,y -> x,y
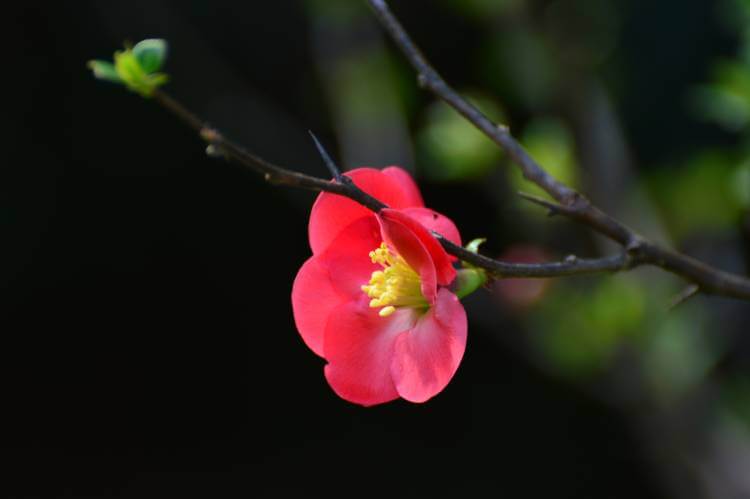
510,116 -> 579,199
692,60 -> 750,131
439,0 -> 522,18
530,275 -> 645,377
695,0 -> 750,131
305,0 -> 363,24
732,159 -> 750,207
663,0 -> 750,241
723,376 -> 750,426
525,271 -> 723,404
417,93 -> 504,181
483,27 -> 559,110
648,151 -> 743,239
640,305 -> 719,404
334,51 -> 404,123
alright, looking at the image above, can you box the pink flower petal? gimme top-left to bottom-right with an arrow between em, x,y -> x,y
315,217 -> 381,298
379,209 -> 457,287
382,167 -> 424,207
291,256 -> 343,357
378,211 -> 438,304
292,217 -> 381,357
401,207 -> 462,248
323,299 -> 418,406
390,288 -> 467,403
308,167 -> 424,255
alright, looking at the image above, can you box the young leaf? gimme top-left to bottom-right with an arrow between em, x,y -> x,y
132,39 -> 168,73
87,60 -> 123,83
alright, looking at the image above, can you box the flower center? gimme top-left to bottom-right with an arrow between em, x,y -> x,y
361,243 -> 427,317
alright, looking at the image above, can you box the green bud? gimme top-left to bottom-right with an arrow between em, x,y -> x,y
454,237 -> 488,299
453,268 -> 487,300
88,39 -> 169,97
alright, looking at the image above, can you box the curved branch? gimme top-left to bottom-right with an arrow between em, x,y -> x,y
365,0 -> 750,300
436,238 -> 636,277
151,89 -> 634,280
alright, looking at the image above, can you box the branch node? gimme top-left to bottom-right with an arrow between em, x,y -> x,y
417,73 -> 428,88
625,236 -> 645,255
339,175 -> 354,186
205,144 -> 222,158
200,127 -> 221,143
564,254 -> 578,263
567,192 -> 588,210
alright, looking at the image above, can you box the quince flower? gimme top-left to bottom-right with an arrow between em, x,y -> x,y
292,167 -> 467,406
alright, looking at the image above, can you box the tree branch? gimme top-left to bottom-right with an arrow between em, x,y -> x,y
365,0 -> 750,300
150,89 -> 637,280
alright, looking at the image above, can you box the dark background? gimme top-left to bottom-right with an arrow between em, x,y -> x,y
3,1 -> 744,497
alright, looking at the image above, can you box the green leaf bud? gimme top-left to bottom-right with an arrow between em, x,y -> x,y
88,39 -> 169,97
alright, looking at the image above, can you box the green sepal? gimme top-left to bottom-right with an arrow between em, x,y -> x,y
454,237 -> 488,299
464,237 -> 486,257
87,60 -> 122,83
453,268 -> 488,300
462,237 -> 487,270
133,39 -> 167,73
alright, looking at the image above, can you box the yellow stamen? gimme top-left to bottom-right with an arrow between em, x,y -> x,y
379,306 -> 396,317
361,242 -> 427,317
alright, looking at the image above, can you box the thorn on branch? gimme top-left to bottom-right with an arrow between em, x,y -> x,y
309,131 -> 344,182
518,191 -> 562,216
668,284 -> 701,310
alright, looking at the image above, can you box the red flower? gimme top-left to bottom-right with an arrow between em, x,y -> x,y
292,167 -> 467,406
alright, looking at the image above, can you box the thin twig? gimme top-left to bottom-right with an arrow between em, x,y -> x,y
365,0 -> 750,300
150,89 -> 637,280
